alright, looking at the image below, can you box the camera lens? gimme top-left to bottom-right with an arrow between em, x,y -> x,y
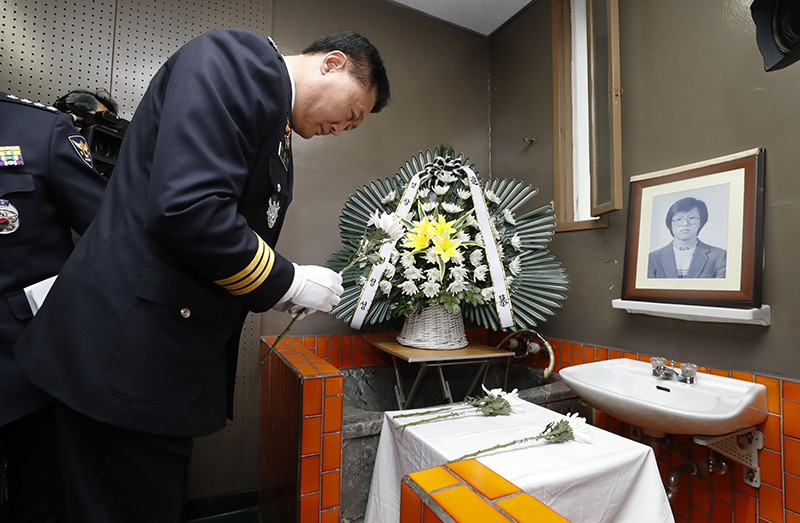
92,140 -> 113,159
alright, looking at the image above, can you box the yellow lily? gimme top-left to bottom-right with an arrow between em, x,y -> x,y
431,231 -> 462,263
428,215 -> 456,238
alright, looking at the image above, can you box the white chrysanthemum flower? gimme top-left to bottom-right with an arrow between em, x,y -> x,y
358,276 -> 367,285
398,280 -> 418,296
481,385 -> 525,412
400,254 -> 416,269
485,189 -> 501,204
473,265 -> 489,282
421,202 -> 437,213
467,216 -> 479,229
447,279 -> 468,294
509,256 -> 522,276
455,230 -> 470,242
418,188 -> 431,198
474,232 -> 484,246
379,280 -> 392,295
503,208 -> 516,225
424,249 -> 439,265
438,172 -> 459,183
451,250 -> 464,265
384,263 -> 396,279
506,275 -> 514,287
566,413 -> 593,444
433,184 -> 450,196
441,202 -> 463,214
457,188 -> 471,200
470,249 -> 484,267
481,287 -> 494,301
404,266 -> 423,280
367,210 -> 404,241
420,280 -> 441,298
380,190 -> 396,204
510,233 -> 522,251
391,249 -> 401,264
426,267 -> 441,281
451,266 -> 469,280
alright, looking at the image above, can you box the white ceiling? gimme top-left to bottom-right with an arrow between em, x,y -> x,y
386,0 -> 537,36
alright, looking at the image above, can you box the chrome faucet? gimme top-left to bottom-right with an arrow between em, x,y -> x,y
651,357 -> 697,384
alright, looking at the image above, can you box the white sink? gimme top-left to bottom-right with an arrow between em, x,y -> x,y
559,358 -> 768,437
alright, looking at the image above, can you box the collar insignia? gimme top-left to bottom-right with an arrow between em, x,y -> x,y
68,135 -> 94,168
278,117 -> 292,171
0,145 -> 23,166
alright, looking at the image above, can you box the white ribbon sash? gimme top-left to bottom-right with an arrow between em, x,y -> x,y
462,165 -> 515,328
350,173 -> 423,329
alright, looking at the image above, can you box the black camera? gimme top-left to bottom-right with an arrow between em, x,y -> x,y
79,110 -> 129,177
54,90 -> 129,177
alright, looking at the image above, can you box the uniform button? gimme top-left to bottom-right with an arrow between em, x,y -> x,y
180,308 -> 191,319
276,183 -> 281,192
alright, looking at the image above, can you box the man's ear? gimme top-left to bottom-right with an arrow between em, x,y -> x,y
321,51 -> 347,74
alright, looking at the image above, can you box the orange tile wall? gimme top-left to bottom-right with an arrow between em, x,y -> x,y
259,337 -> 343,523
268,330 -> 798,523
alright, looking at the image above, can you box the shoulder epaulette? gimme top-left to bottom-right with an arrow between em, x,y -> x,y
2,92 -> 60,113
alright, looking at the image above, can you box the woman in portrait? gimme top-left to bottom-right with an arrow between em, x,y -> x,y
647,197 -> 727,279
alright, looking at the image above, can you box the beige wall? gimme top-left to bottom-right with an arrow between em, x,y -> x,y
490,0 -> 800,380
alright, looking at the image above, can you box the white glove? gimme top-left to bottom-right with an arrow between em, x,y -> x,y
276,264 -> 343,316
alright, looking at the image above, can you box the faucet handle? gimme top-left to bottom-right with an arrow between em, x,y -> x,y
650,356 -> 666,370
680,362 -> 697,378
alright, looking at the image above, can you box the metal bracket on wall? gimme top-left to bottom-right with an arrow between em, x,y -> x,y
693,427 -> 764,487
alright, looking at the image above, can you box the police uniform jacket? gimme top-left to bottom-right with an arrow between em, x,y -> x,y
1,93 -> 107,427
16,29 -> 296,437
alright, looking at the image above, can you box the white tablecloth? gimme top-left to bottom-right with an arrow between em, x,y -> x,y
365,401 -> 674,523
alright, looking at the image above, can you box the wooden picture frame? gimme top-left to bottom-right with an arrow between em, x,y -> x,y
621,149 -> 765,308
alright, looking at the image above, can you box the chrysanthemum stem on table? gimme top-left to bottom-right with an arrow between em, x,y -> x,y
393,387 -> 521,428
446,414 -> 592,463
395,411 -> 464,428
393,406 -> 459,418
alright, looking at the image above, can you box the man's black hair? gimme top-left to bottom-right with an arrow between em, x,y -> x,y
303,31 -> 390,113
53,89 -> 119,116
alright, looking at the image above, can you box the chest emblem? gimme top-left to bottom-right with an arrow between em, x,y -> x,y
0,145 -> 24,166
266,196 -> 281,229
0,199 -> 20,234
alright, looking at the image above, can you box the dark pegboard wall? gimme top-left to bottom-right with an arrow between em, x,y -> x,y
0,0 -> 115,105
2,0 -> 273,500
111,0 -> 272,119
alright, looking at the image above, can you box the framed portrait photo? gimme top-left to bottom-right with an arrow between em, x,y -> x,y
621,148 -> 765,308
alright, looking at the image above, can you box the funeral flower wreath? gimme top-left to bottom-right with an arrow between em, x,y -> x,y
327,147 -> 570,331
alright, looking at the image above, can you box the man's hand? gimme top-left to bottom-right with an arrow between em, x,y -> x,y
275,264 -> 343,316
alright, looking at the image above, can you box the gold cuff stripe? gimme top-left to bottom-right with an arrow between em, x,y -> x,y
229,247 -> 275,295
214,232 -> 266,286
225,245 -> 271,292
215,232 -> 275,295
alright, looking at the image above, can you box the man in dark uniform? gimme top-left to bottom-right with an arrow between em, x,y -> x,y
0,92 -> 107,522
15,29 -> 390,522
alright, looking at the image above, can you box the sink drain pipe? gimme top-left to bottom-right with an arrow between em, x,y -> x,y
666,453 -> 728,503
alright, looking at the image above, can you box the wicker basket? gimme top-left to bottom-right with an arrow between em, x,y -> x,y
396,305 -> 469,350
